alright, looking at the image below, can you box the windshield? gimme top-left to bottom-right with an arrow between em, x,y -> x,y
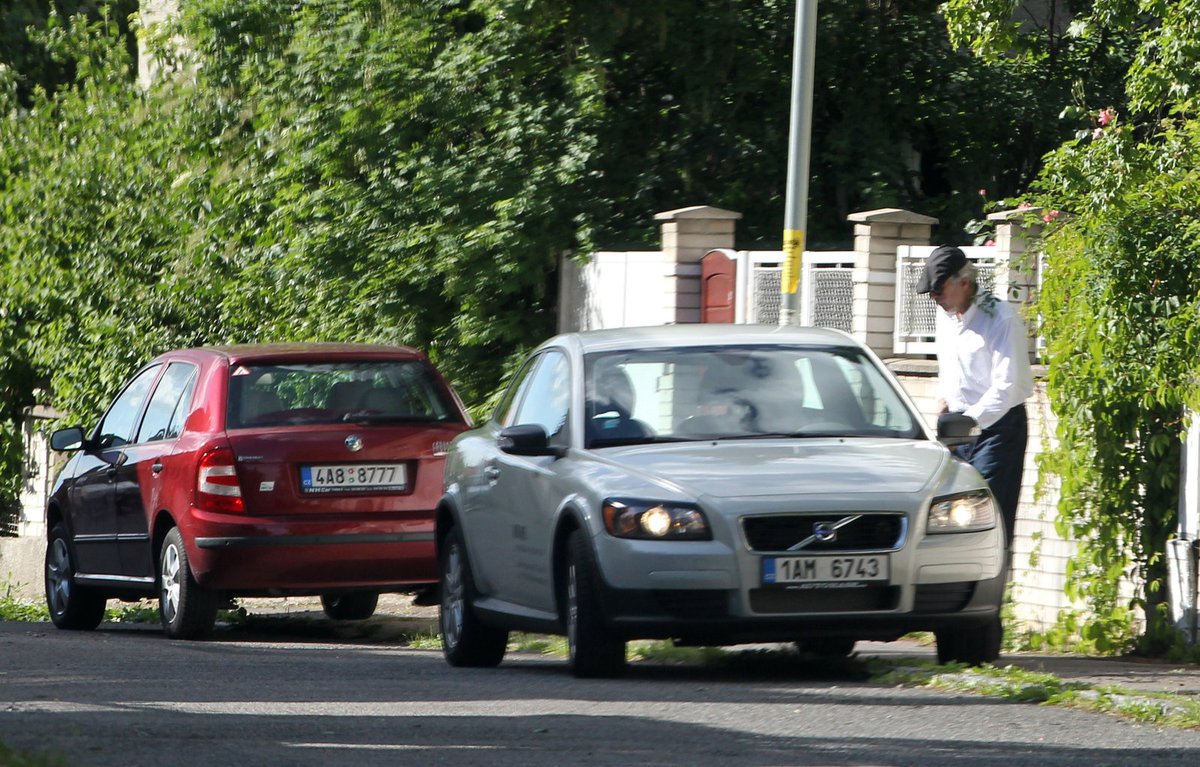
226,360 -> 459,428
583,345 -> 923,447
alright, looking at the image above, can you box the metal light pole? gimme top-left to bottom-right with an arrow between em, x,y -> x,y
780,0 -> 818,326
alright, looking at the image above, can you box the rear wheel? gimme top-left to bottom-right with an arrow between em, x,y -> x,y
440,525 -> 507,667
564,529 -> 626,678
44,524 -> 106,631
159,527 -> 218,639
936,615 -> 1001,666
320,592 -> 379,621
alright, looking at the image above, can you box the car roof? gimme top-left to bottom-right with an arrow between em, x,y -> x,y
159,342 -> 424,365
544,324 -> 862,354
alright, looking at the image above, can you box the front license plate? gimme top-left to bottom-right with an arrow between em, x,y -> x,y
761,555 -> 889,585
299,463 -> 407,493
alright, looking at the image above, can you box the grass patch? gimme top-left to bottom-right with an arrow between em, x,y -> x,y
879,660 -> 1200,729
0,742 -> 67,767
0,586 -> 48,622
407,630 -> 443,650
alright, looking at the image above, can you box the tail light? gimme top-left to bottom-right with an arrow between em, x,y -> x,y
196,447 -> 244,513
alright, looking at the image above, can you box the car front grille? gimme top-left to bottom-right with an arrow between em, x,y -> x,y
749,586 -> 900,614
741,513 -> 905,553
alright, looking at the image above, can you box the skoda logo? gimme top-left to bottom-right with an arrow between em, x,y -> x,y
813,521 -> 837,543
345,435 -> 364,452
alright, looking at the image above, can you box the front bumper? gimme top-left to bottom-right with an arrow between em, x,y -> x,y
589,516 -> 1006,644
597,572 -> 1005,644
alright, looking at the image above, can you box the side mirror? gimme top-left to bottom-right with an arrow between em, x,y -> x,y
936,412 -> 979,449
498,424 -> 566,458
50,427 -> 86,452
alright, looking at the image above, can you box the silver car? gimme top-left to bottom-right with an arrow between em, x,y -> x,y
436,325 -> 1005,677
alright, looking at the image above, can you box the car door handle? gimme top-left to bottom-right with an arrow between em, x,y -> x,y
151,462 -> 164,474
104,466 -> 118,479
484,466 -> 501,482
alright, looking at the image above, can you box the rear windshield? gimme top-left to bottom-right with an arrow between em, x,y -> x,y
226,360 -> 460,429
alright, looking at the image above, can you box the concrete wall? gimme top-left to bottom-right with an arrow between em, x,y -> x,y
0,538 -> 43,602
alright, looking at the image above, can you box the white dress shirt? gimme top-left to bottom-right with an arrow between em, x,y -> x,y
935,291 -> 1034,430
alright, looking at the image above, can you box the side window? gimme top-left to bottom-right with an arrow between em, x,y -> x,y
493,356 -> 541,428
95,364 -> 162,449
511,351 -> 571,444
136,363 -> 199,443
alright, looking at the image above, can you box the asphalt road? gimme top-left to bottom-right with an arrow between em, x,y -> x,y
2,619 -> 1200,767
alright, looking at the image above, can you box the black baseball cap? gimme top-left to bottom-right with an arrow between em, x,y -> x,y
916,245 -> 968,294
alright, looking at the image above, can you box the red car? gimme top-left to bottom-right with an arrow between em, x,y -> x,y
44,343 -> 472,638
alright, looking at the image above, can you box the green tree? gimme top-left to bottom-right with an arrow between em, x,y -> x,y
948,0 -> 1200,652
0,0 -> 1136,539
0,1 -> 138,104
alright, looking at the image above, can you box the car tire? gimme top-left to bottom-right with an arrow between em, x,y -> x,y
935,615 -> 1002,666
564,529 -> 626,678
794,636 -> 856,658
320,592 -> 379,621
159,527 -> 219,640
440,525 -> 507,667
44,524 -> 106,631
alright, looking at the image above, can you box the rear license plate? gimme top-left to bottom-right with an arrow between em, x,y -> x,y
299,463 -> 407,493
761,555 -> 889,585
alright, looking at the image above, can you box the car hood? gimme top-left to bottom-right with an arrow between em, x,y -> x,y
595,439 -> 948,499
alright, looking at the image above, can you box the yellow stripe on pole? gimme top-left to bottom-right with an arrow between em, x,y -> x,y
781,228 -> 804,295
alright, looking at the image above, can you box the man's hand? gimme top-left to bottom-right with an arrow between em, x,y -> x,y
936,398 -> 950,415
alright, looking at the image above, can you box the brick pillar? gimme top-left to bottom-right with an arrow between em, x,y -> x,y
18,405 -> 63,538
989,210 -> 1043,364
654,206 -> 742,324
846,208 -> 937,356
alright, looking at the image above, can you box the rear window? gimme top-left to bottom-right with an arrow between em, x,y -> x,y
226,360 -> 460,429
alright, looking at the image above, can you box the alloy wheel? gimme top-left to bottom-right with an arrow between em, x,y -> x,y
160,541 -> 182,625
441,542 -> 465,650
46,537 -> 72,616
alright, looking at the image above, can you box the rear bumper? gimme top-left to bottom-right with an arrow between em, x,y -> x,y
184,508 -> 438,592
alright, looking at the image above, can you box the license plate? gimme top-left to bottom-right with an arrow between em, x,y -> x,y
761,555 -> 889,585
299,463 -> 407,493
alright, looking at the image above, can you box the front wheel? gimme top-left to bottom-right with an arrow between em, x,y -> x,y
320,592 -> 379,621
564,529 -> 625,678
935,615 -> 1002,666
159,527 -> 218,639
44,524 -> 106,630
440,525 -> 507,667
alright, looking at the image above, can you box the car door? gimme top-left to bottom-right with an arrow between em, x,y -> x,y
68,364 -> 162,576
481,350 -> 573,611
117,362 -> 198,578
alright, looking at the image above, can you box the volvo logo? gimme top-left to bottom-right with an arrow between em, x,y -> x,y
813,521 -> 838,543
786,514 -> 862,551
345,435 -> 364,452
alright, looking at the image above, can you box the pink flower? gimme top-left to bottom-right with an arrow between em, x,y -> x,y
978,188 -> 987,196
1042,209 -> 1060,223
984,239 -> 995,247
1017,202 -> 1032,210
1092,127 -> 1104,139
1098,108 -> 1115,126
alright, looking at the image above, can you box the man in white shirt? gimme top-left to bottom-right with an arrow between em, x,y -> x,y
917,245 -> 1034,549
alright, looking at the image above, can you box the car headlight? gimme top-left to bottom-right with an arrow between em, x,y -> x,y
602,499 -> 711,540
926,490 -> 996,534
